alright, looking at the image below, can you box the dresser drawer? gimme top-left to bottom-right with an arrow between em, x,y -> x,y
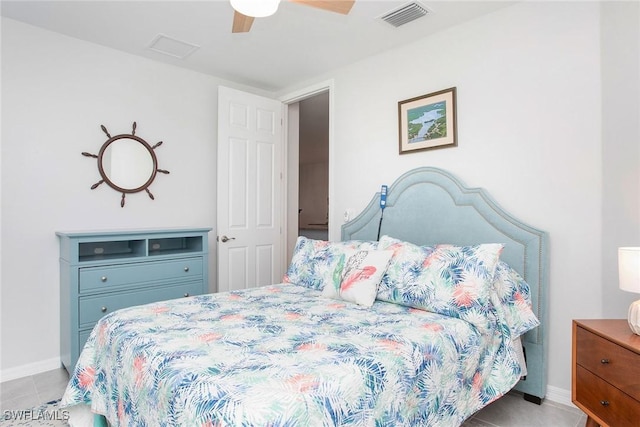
575,365 -> 640,427
79,257 -> 203,293
576,326 -> 640,401
78,281 -> 203,327
78,329 -> 91,354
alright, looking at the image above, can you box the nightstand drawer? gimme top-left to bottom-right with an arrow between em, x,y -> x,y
576,326 -> 640,401
575,365 -> 640,427
79,257 -> 203,293
78,281 -> 202,326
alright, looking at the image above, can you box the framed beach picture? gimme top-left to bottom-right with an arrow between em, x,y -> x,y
398,87 -> 457,154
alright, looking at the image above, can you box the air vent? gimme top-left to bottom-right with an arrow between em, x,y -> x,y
148,34 -> 200,59
379,2 -> 429,27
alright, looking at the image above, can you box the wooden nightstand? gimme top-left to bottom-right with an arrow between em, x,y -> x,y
572,319 -> 640,427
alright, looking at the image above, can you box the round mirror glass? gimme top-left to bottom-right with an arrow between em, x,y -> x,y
101,137 -> 155,191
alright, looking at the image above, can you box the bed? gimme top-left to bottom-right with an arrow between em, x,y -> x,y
61,166 -> 548,426
341,167 -> 548,404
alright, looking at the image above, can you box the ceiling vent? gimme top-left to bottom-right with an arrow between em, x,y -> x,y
148,34 -> 200,59
379,2 -> 429,27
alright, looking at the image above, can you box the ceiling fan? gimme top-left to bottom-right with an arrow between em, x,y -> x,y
231,0 -> 356,33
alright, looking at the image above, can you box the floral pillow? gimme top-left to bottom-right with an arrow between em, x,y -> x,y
490,261 -> 540,337
377,235 -> 504,333
322,249 -> 394,307
283,236 -> 378,291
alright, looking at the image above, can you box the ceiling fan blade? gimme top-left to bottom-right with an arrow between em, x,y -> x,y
232,11 -> 254,33
289,0 -> 355,15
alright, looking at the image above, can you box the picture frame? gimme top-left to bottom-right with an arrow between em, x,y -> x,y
398,87 -> 457,154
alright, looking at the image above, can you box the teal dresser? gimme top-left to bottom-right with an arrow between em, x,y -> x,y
57,228 -> 212,373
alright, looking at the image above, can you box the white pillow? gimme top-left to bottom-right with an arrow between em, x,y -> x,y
322,249 -> 393,307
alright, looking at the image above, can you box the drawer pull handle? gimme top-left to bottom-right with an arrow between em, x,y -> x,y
101,276 -> 108,282
184,267 -> 190,272
600,400 -> 610,407
600,358 -> 610,364
101,306 -> 107,313
184,293 -> 190,297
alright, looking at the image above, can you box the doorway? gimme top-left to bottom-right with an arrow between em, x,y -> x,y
298,91 -> 329,240
215,84 -> 332,289
284,89 -> 330,263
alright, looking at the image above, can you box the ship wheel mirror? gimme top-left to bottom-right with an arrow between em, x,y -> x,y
82,122 -> 170,207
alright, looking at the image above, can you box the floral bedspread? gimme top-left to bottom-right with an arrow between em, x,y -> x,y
61,284 -> 523,426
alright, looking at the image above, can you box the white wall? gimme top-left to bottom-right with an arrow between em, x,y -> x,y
0,18 -> 265,379
281,1 -> 638,399
600,0 -> 640,317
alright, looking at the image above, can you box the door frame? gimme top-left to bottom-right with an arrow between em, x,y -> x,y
280,79 -> 335,265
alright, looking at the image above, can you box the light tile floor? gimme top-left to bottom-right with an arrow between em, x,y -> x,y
463,392 -> 588,427
0,368 -> 69,413
1,368 -> 588,427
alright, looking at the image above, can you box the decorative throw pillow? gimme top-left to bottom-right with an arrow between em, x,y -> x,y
377,235 -> 504,333
283,236 -> 378,291
322,249 -> 394,307
490,261 -> 540,337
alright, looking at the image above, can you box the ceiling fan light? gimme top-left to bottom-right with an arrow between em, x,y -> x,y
230,0 -> 281,18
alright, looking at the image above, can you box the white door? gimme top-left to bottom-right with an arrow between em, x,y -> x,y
217,86 -> 284,292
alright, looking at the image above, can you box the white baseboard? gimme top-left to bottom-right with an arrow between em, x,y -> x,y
545,385 -> 576,409
0,357 -> 62,383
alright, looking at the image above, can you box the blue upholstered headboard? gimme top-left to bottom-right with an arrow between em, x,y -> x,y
341,167 -> 549,402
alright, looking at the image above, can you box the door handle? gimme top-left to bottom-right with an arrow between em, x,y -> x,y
219,235 -> 236,243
